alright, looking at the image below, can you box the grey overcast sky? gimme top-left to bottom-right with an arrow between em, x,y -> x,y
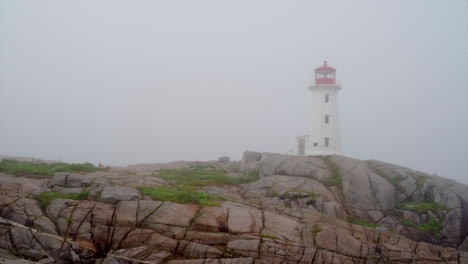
1,1 -> 467,183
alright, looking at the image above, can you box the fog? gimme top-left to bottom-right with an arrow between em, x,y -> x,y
1,1 -> 467,183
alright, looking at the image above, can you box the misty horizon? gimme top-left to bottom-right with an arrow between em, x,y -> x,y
1,1 -> 467,184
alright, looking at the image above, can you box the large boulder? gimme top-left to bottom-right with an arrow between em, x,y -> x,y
331,155 -> 396,211
52,173 -> 95,187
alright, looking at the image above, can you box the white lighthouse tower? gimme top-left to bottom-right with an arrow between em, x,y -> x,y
296,61 -> 342,156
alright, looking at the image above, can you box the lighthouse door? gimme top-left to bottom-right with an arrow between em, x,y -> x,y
298,139 -> 305,155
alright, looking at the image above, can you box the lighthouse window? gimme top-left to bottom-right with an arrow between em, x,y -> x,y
325,94 -> 329,102
325,115 -> 330,124
313,142 -> 318,147
325,137 -> 330,147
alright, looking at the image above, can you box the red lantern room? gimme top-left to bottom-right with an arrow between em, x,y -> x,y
315,61 -> 336,85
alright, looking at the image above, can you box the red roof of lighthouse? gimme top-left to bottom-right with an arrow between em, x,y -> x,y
315,61 -> 336,71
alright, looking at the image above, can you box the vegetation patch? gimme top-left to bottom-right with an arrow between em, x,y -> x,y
397,215 -> 443,237
372,166 -> 406,193
399,201 -> 447,214
416,220 -> 443,238
346,217 -> 379,228
411,172 -> 429,190
397,216 -> 415,227
311,224 -> 322,238
0,159 -> 105,177
137,186 -> 225,206
321,159 -> 342,186
34,191 -> 89,208
259,234 -> 280,239
155,166 -> 258,188
247,171 -> 261,181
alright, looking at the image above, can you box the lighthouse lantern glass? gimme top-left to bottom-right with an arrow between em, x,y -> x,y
314,61 -> 336,85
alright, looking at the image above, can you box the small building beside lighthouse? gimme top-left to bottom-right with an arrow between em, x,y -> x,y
296,61 -> 342,156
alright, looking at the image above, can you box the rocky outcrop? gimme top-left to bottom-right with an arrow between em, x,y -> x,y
236,152 -> 468,249
1,192 -> 462,263
51,171 -> 166,188
0,151 -> 466,263
0,173 -> 50,197
0,217 -> 96,263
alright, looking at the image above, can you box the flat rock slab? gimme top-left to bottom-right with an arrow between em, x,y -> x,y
227,207 -> 262,234
227,239 -> 260,258
101,186 -> 142,204
144,202 -> 198,227
261,211 -> 303,242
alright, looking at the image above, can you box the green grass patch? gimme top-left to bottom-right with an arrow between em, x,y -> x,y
399,201 -> 447,214
259,234 -> 280,239
311,224 -> 322,238
145,166 -> 260,206
321,159 -> 342,186
155,166 -> 259,188
346,217 -> 379,228
137,186 -> 225,206
417,220 -> 443,238
396,215 -> 443,238
0,159 -> 105,176
398,216 -> 415,227
34,191 -> 89,208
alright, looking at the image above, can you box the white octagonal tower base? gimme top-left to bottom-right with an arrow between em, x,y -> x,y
296,61 -> 342,156
305,83 -> 341,155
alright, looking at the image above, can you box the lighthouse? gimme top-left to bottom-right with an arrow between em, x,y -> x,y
296,61 -> 342,156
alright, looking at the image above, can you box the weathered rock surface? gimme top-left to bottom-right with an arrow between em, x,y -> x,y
0,151 -> 467,263
101,186 -> 142,204
237,152 -> 468,249
0,173 -> 49,197
0,217 -> 96,263
52,171 -> 166,188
